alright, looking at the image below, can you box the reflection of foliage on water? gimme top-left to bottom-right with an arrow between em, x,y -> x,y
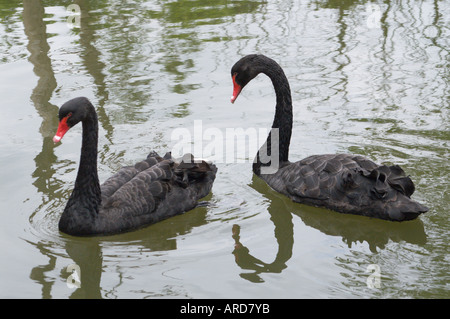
315,0 -> 361,10
150,0 -> 264,93
67,0 -> 264,122
148,0 -> 263,24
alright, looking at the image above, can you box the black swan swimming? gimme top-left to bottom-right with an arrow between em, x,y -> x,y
230,54 -> 428,221
53,97 -> 217,236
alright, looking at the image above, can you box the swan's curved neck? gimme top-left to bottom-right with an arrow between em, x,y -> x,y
254,60 -> 293,175
67,109 -> 101,214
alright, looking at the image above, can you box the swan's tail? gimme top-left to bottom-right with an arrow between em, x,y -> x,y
172,153 -> 217,190
147,152 -> 217,199
363,164 -> 429,221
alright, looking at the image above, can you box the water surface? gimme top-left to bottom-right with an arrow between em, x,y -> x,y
0,0 -> 448,298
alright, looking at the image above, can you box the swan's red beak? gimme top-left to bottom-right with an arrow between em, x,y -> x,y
231,74 -> 242,104
53,116 -> 70,143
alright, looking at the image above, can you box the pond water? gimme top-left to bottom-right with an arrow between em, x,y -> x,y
0,0 -> 448,299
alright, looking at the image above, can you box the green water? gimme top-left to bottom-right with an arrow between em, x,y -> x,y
0,0 -> 448,298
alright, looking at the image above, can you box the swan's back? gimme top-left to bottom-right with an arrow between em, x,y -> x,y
260,154 -> 427,221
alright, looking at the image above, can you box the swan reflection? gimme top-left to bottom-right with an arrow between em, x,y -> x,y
232,175 -> 426,283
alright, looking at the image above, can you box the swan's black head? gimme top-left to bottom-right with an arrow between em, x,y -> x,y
230,54 -> 269,103
53,97 -> 94,143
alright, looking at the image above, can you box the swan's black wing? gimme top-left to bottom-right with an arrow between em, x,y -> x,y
97,152 -> 216,235
262,154 -> 427,221
100,151 -> 167,202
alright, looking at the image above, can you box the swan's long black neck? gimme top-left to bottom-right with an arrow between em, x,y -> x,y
253,58 -> 293,175
65,108 -> 101,217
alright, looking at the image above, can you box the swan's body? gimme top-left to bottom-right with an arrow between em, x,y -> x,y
53,97 -> 216,236
230,54 -> 428,221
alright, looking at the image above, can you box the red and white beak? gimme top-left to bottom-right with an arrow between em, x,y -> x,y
53,116 -> 71,143
231,73 -> 242,104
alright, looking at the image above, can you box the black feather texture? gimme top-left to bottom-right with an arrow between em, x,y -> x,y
231,55 -> 428,221
55,97 -> 217,236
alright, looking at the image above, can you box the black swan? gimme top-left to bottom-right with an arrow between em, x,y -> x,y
53,97 -> 217,236
230,54 -> 428,221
